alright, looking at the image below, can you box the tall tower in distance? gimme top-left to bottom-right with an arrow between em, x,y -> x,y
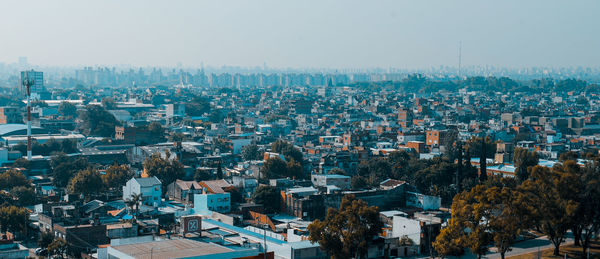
458,41 -> 462,78
20,72 -> 35,160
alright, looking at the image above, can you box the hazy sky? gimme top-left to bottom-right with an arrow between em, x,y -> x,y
1,0 -> 599,69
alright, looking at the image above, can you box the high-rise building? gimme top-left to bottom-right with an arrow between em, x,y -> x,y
20,70 -> 45,93
18,57 -> 28,68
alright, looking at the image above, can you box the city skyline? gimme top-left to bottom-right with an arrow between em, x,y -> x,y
1,0 -> 599,69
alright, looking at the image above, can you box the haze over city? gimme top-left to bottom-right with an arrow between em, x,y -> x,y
1,0 -> 600,68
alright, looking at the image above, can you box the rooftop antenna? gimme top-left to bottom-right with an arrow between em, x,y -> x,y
458,41 -> 462,78
22,72 -> 34,160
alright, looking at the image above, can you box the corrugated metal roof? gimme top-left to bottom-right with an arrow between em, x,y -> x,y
135,176 -> 161,187
0,124 -> 45,136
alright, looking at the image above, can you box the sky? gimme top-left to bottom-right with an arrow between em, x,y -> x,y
0,0 -> 599,69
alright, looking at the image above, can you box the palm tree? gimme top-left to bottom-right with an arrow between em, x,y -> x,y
126,193 -> 143,218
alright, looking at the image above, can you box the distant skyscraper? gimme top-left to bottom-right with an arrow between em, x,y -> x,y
20,70 -> 44,93
18,57 -> 28,68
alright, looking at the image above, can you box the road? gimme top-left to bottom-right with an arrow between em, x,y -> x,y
439,236 -> 574,259
487,236 -> 573,259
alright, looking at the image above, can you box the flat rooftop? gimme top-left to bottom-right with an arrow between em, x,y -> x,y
111,238 -> 233,259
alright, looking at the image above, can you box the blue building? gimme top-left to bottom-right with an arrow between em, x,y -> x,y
194,192 -> 231,213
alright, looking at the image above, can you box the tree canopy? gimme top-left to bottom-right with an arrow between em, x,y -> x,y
10,186 -> 36,206
79,104 -> 120,137
513,148 -> 539,182
68,169 -> 104,197
260,157 -> 303,179
308,195 -> 382,259
58,101 -> 77,118
102,164 -> 133,190
271,140 -> 303,163
0,169 -> 30,190
251,185 -> 281,214
242,144 -> 262,161
143,150 -> 185,190
0,205 -> 28,234
185,95 -> 211,117
51,153 -> 91,188
519,165 -> 578,256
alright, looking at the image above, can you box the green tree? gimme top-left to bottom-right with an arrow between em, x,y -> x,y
0,205 -> 28,234
147,122 -> 165,141
12,158 -> 30,169
441,129 -> 459,161
359,158 -> 392,187
251,185 -> 281,214
227,187 -> 245,204
48,238 -> 68,258
0,169 -> 30,190
308,195 -> 383,259
271,140 -> 303,163
143,151 -> 185,190
565,159 -> 600,255
576,163 -> 600,256
450,185 -> 490,259
209,109 -> 225,123
58,101 -> 77,118
513,148 -> 539,182
242,144 -> 262,161
559,151 -> 579,162
486,186 -> 527,259
433,219 -> 464,258
464,136 -> 496,160
59,139 -> 78,154
216,161 -> 223,179
125,193 -> 143,218
51,154 -> 90,188
38,230 -> 55,249
101,97 -> 117,110
519,165 -> 578,256
79,104 -> 120,137
11,186 -> 36,206
350,175 -> 368,190
169,132 -> 186,142
68,169 -> 104,197
479,135 -> 488,182
194,168 -> 212,181
260,157 -> 288,179
102,164 -> 133,190
285,158 -> 303,179
328,168 -> 346,175
185,95 -> 211,116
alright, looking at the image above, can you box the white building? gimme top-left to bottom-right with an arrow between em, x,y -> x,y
406,192 -> 441,210
123,177 -> 162,207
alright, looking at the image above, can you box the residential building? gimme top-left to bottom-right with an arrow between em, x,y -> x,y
123,177 -> 162,206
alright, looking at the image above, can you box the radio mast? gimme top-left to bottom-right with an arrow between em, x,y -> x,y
458,41 -> 462,78
22,72 -> 34,160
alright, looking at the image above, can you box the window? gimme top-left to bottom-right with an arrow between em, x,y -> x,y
155,187 -> 159,191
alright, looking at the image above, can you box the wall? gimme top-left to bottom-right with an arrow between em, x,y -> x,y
194,193 -> 231,213
392,216 -> 421,246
